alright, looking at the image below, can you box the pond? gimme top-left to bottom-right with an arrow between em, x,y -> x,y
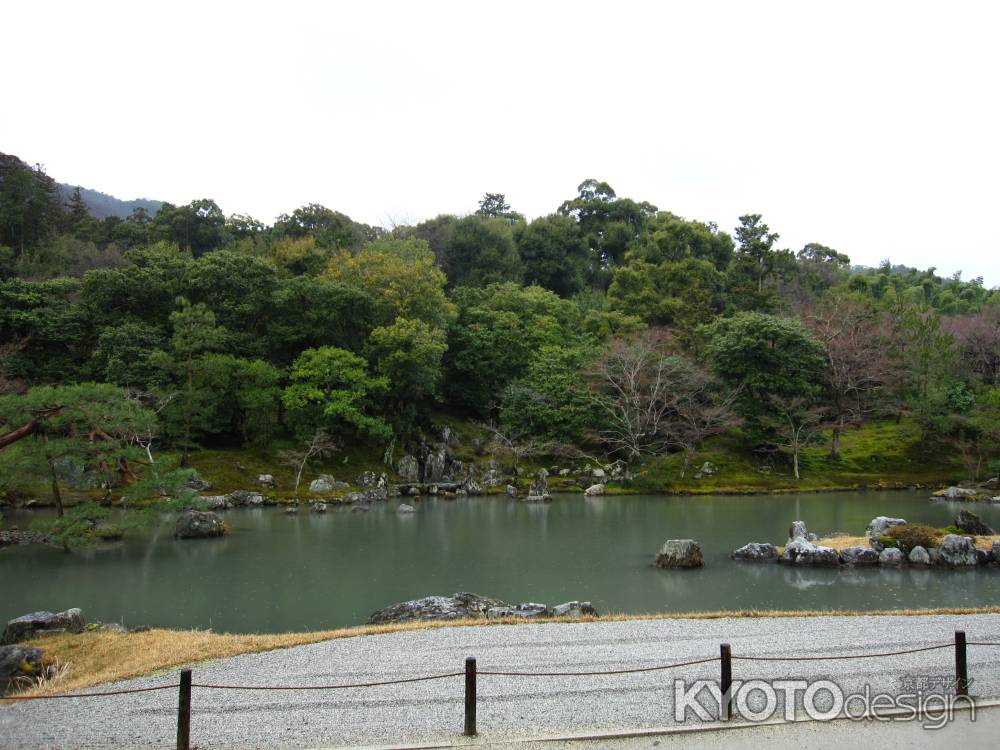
3,491 -> 1000,633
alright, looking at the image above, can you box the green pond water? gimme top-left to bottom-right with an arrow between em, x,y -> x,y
2,491 -> 1000,633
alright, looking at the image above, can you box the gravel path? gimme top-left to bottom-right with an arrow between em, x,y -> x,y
2,614 -> 999,749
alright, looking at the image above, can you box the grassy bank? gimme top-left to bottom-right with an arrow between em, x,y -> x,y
9,606 -> 1000,700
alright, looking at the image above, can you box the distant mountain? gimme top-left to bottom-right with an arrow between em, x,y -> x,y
56,183 -> 163,220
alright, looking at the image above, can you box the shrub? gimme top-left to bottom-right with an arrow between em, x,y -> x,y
886,523 -> 942,553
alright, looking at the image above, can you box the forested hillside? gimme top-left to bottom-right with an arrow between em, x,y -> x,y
55,184 -> 162,221
2,151 -> 999,522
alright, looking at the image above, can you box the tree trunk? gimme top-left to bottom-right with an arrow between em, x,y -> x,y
680,451 -> 692,479
181,358 -> 193,468
792,449 -> 800,481
829,416 -> 843,462
43,435 -> 64,517
0,419 -> 36,450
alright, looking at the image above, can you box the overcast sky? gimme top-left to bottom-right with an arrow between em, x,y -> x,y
4,1 -> 998,284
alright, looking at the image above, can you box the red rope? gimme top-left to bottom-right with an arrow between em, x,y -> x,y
192,671 -> 464,691
479,655 -> 719,677
3,684 -> 179,701
733,643 -> 952,662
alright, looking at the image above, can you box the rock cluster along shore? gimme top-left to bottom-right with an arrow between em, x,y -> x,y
730,515 -> 1000,569
367,593 -> 598,624
930,483 -> 1000,503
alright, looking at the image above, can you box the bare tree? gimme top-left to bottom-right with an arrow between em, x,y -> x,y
481,422 -> 559,477
278,429 -> 339,497
802,295 -> 893,460
944,305 -> 1000,386
590,330 -> 740,473
766,396 -> 828,480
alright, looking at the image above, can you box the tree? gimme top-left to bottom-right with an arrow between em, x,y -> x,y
273,203 -> 378,249
366,318 -> 448,407
514,214 -> 589,296
476,193 -> 510,219
322,238 -> 455,329
0,383 -> 158,516
500,346 -> 595,444
150,199 -> 226,256
627,212 -> 734,270
728,214 -> 794,311
153,297 -> 227,465
765,395 -> 827,480
446,215 -> 523,288
701,312 -> 826,440
279,429 -> 339,497
802,294 -> 892,460
282,346 -> 390,441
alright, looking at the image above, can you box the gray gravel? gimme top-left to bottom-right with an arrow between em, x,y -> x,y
2,614 -> 999,749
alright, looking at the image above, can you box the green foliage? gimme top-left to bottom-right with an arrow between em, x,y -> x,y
444,283 -> 583,414
446,215 -> 523,288
886,523 -> 942,554
514,214 -> 589,296
701,312 -> 826,437
627,212 -> 733,270
323,238 -> 456,329
90,320 -> 167,387
282,346 -> 390,441
500,345 -> 595,443
366,318 -> 448,405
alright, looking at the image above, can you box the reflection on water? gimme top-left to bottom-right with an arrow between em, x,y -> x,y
2,491 -> 999,633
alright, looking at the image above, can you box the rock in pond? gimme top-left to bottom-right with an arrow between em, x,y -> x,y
200,495 -> 233,510
230,490 -> 266,507
938,534 -> 978,567
1,645 -> 45,694
551,601 -> 599,618
398,503 -> 416,514
655,539 -> 703,569
396,455 -> 420,482
866,516 -> 907,537
311,502 -> 328,513
368,592 -> 507,624
839,546 -> 879,566
3,609 -> 85,645
505,484 -> 518,498
992,540 -> 1000,563
879,548 -> 906,567
257,474 -> 275,488
730,543 -> 779,562
908,546 -> 931,565
781,539 -> 839,566
787,520 -> 817,542
584,484 -> 605,497
956,509 -> 995,536
174,510 -> 226,539
283,506 -> 298,515
526,469 -> 552,502
933,486 -> 978,500
487,603 -> 549,619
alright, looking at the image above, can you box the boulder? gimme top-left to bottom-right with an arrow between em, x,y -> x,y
654,539 -> 703,569
356,471 -> 377,487
839,546 -> 880,566
351,505 -> 370,513
283,506 -> 298,515
933,486 -> 978,499
955,509 -> 995,536
257,474 -> 275,488
558,468 -> 571,476
505,484 -> 518,498
938,534 -> 978,567
992,540 -> 1000,563
781,539 -> 839,566
481,468 -> 504,489
311,502 -> 328,513
0,530 -> 52,547
788,520 -> 810,541
698,461 -> 720,476
976,549 -> 990,566
463,479 -> 483,495
200,495 -> 233,510
3,609 -> 85,645
309,475 -> 349,494
526,469 -> 551,502
591,468 -> 606,479
230,490 -> 265,507
584,484 -> 605,497
363,487 -> 389,502
1,644 -> 45,694
174,510 -> 226,539
487,603 -> 549,619
423,445 -> 450,483
908,546 -> 931,565
397,455 -> 420,482
398,503 -> 416,514
866,516 -> 907,537
879,548 -> 906,567
551,601 -> 599,618
367,592 -> 507,624
730,542 -> 779,562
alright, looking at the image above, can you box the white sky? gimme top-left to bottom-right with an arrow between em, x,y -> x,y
4,1 -> 998,284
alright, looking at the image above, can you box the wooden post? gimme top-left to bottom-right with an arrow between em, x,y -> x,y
955,631 -> 968,697
720,644 -> 732,720
177,669 -> 192,750
464,656 -> 477,736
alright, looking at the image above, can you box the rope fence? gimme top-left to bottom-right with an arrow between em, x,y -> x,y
2,630 -> 996,749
